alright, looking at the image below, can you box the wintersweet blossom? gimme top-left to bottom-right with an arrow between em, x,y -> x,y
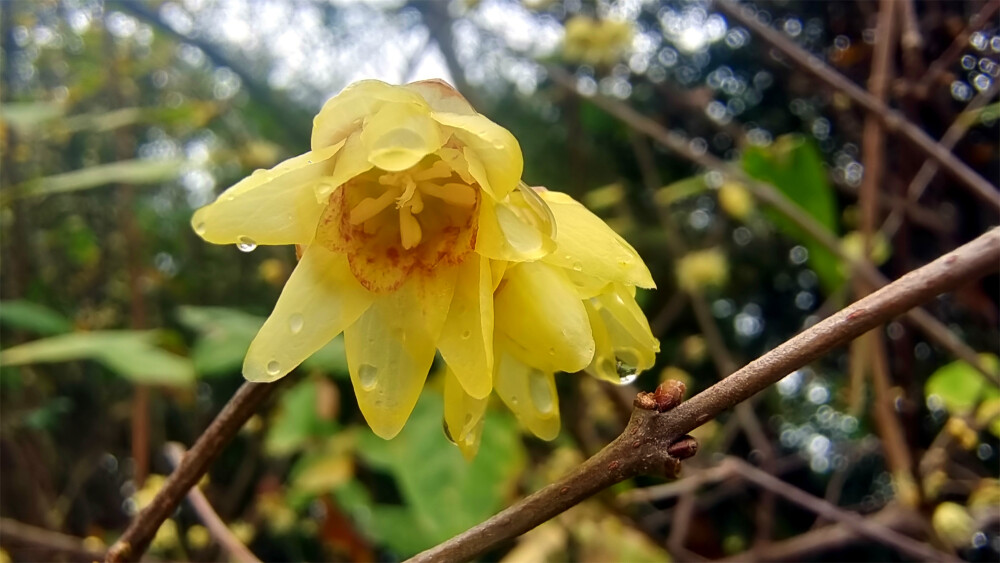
192,79 -> 555,439
562,16 -> 634,67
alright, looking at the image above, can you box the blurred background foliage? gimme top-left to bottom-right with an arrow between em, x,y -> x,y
1,0 -> 998,561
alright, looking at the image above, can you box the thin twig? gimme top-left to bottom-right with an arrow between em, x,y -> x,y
547,66 -> 1000,387
0,518 -> 108,561
163,443 -> 262,563
106,381 -> 283,562
713,0 -> 1000,212
409,229 -> 1000,563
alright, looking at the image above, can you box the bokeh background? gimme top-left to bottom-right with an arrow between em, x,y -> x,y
1,0 -> 999,561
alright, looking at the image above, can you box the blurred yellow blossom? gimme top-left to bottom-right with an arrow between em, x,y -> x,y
563,16 -> 634,67
186,524 -> 211,549
150,519 -> 179,552
840,230 -> 891,266
676,248 -> 728,292
718,181 -> 754,220
933,502 -> 976,548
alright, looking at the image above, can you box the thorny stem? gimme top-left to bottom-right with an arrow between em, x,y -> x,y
408,229 -> 1000,563
106,381 -> 282,562
713,0 -> 1000,213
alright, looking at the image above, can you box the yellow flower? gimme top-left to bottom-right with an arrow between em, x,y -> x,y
193,79 -> 555,439
444,189 -> 658,458
563,16 -> 634,67
718,181 -> 754,220
676,247 -> 728,292
840,230 -> 891,266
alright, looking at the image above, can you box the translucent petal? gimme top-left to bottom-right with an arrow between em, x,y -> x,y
243,245 -> 374,382
359,102 -> 445,172
430,111 -> 523,200
494,343 -> 560,440
314,132 -> 372,202
476,188 -> 556,262
494,262 -> 595,373
192,142 -> 343,246
312,80 -> 428,150
404,79 -> 477,115
444,367 -> 488,460
585,283 -> 659,383
539,190 -> 655,289
438,254 -> 494,399
344,267 -> 458,439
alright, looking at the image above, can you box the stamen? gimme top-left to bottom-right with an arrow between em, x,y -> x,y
399,206 -> 422,249
395,177 -> 417,209
417,182 -> 477,207
350,190 -> 397,225
413,160 -> 453,181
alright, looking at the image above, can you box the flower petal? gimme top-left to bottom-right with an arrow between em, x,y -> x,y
585,283 -> 659,383
539,190 -> 655,288
476,187 -> 556,262
494,262 -> 595,373
314,131 -> 372,202
312,80 -> 428,150
444,366 -> 488,460
192,142 -> 343,246
243,244 -> 374,382
404,79 -> 477,115
344,267 -> 458,439
494,343 -> 560,440
359,102 -> 445,172
438,254 -> 494,399
430,111 -> 523,199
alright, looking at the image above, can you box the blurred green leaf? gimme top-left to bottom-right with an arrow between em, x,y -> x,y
742,135 -> 843,292
925,354 -> 1000,414
355,392 -> 525,555
3,158 -> 184,203
264,378 -> 338,456
0,330 -> 195,385
0,300 -> 73,335
653,175 -> 707,206
1,102 -> 64,130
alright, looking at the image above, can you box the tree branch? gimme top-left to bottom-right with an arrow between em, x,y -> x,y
713,0 -> 1000,213
409,229 -> 999,563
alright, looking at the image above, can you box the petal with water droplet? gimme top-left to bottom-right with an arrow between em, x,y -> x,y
476,192 -> 556,263
443,367 -> 488,460
584,283 -> 659,384
494,343 -> 560,440
429,112 -> 523,200
312,79 -> 429,150
244,245 -> 373,382
345,267 -> 458,439
438,254 -> 493,399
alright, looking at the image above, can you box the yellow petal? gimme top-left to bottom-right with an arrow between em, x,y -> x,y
430,111 -> 523,199
490,259 -> 508,291
359,102 -> 445,172
585,284 -> 659,384
243,245 -> 374,382
476,187 -> 556,262
494,343 -> 560,440
404,79 -> 477,115
438,254 -> 494,399
444,367 -> 488,460
312,80 -> 428,150
539,190 -> 655,289
192,142 -> 343,246
314,131 -> 372,202
494,262 -> 595,372
344,268 -> 458,439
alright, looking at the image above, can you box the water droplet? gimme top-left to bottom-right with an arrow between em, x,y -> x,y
266,360 -> 281,376
510,395 -> 520,406
442,418 -> 457,445
615,357 -> 639,385
289,314 -> 304,334
461,330 -> 471,339
236,236 -> 257,253
548,347 -> 556,356
194,222 -> 206,235
529,370 -> 553,414
358,363 -> 378,390
572,262 -> 583,271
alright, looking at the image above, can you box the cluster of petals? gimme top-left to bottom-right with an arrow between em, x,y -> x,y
192,79 -> 659,457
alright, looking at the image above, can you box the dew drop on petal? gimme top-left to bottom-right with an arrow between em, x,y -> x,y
236,236 -> 257,253
442,418 -> 457,445
358,363 -> 378,390
529,370 -> 553,414
194,222 -> 206,235
461,330 -> 471,340
266,360 -> 281,376
288,314 -> 304,334
615,355 -> 639,385
572,262 -> 583,271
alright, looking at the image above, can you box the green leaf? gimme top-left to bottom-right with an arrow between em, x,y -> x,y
0,330 -> 194,386
3,158 -> 183,203
355,391 -> 525,555
264,378 -> 338,456
742,135 -> 843,292
1,102 -> 64,130
0,301 -> 73,335
653,175 -> 707,206
925,354 -> 1000,414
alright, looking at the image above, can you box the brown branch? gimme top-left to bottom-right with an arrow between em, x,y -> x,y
106,381 -> 283,562
714,0 -> 1000,213
547,65 -> 1000,387
409,229 -> 999,563
909,0 -> 1000,100
163,443 -> 262,563
0,518 -> 108,561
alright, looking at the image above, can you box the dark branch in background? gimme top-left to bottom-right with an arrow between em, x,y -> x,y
0,518 -> 108,562
408,229 -> 1000,563
713,0 -> 1000,213
114,1 -> 312,147
547,66 -> 1000,387
908,0 -> 1000,100
106,381 -> 283,562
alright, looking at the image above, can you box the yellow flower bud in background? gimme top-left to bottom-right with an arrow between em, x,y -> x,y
563,16 -> 634,67
676,248 -> 729,292
717,181 -> 754,220
186,524 -> 211,550
840,230 -> 891,266
681,335 -> 707,364
945,417 -> 979,450
932,502 -> 976,548
660,366 -> 691,388
150,519 -> 179,552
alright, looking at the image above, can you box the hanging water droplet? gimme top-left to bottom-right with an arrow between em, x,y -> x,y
572,262 -> 583,271
461,330 -> 471,339
194,222 -> 206,235
616,358 -> 639,385
288,314 -> 304,334
529,370 -> 553,414
463,419 -> 484,447
266,360 -> 281,376
236,236 -> 257,253
358,363 -> 378,390
442,418 -> 457,445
